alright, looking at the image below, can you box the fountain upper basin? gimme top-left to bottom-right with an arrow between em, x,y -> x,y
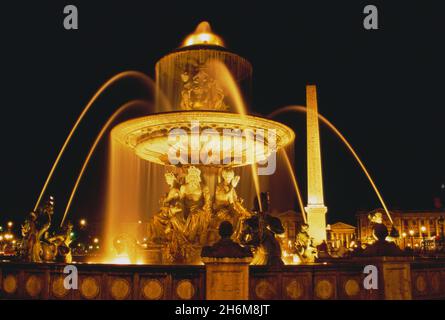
111,111 -> 295,167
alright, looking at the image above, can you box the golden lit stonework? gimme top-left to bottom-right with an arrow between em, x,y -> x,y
181,21 -> 225,48
180,64 -> 228,111
111,111 -> 295,167
305,85 -> 327,245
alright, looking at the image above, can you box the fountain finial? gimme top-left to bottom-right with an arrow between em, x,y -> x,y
182,21 -> 225,48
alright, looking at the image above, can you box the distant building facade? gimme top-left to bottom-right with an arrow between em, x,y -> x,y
356,208 -> 445,249
327,222 -> 356,249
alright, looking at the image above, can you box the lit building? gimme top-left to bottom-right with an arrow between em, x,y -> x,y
327,222 -> 357,249
356,208 -> 445,248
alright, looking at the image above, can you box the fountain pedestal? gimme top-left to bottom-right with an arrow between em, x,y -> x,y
202,257 -> 252,300
201,221 -> 253,300
353,256 -> 412,300
379,257 -> 412,300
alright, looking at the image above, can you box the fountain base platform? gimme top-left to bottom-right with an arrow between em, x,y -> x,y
1,257 -> 444,300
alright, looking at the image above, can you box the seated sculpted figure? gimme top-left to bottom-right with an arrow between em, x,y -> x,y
294,223 -> 317,262
45,222 -> 74,263
213,168 -> 250,241
180,166 -> 212,245
147,172 -> 185,244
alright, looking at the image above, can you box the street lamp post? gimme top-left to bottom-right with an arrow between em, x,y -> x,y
409,229 -> 415,249
402,232 -> 407,249
421,226 -> 427,252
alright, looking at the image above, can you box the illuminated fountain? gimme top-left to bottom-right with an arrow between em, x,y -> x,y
7,21 -> 445,302
32,21 -> 396,266
101,22 -> 295,264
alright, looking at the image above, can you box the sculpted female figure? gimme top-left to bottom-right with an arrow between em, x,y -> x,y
180,166 -> 211,245
213,168 -> 250,240
148,172 -> 185,244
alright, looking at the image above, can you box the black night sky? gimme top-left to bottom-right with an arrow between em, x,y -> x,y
0,1 -> 444,227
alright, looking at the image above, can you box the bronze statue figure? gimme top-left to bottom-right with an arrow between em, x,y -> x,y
19,196 -> 73,263
147,172 -> 185,244
240,192 -> 285,266
213,168 -> 251,241
181,166 -> 212,245
144,170 -> 282,265
294,223 -> 317,263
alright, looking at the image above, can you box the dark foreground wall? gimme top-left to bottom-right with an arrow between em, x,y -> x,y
0,258 -> 444,300
0,263 -> 205,300
250,259 -> 445,300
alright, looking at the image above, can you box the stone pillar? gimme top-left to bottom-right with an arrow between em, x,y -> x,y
388,260 -> 413,299
202,257 -> 252,300
357,257 -> 412,300
305,85 -> 327,245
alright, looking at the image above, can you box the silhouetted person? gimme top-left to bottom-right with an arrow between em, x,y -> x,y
201,221 -> 252,258
361,223 -> 404,256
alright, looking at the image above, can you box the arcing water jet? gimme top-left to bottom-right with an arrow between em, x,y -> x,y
268,105 -> 394,225
34,71 -> 162,212
60,100 -> 152,227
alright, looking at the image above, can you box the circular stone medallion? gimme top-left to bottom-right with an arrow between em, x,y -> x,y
3,274 -> 17,294
25,275 -> 42,297
344,279 -> 360,297
415,275 -> 427,293
110,278 -> 131,300
52,276 -> 69,298
315,279 -> 334,300
142,279 -> 164,300
80,277 -> 100,299
255,280 -> 276,300
176,280 -> 195,300
286,280 -> 304,300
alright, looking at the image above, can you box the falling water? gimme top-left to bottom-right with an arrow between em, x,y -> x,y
50,27 -> 298,265
34,71 -> 162,212
155,49 -> 252,113
60,100 -> 152,227
207,59 -> 263,211
98,57 -> 262,263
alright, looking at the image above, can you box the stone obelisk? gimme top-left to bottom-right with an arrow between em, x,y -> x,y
305,85 -> 327,245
